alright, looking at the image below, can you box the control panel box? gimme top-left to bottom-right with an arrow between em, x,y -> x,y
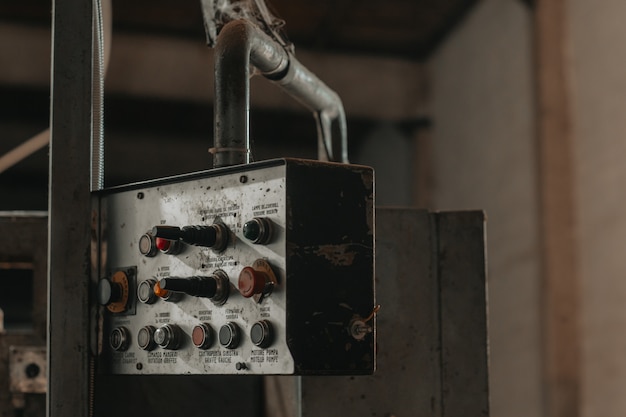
92,159 -> 375,375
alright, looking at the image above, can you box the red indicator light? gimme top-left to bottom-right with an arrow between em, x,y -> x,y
155,237 -> 171,251
192,326 -> 205,346
192,323 -> 213,349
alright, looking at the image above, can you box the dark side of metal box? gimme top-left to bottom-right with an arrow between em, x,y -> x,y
284,160 -> 375,375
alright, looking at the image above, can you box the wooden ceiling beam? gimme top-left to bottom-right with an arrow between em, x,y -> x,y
0,22 -> 427,121
0,0 -> 478,60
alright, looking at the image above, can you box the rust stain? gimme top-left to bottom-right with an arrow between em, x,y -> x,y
313,244 -> 357,266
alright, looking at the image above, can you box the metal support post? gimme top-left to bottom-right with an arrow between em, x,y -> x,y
48,0 -> 94,416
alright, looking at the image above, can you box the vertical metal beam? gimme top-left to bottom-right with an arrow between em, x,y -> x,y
435,211 -> 489,417
534,1 -> 581,416
48,0 -> 93,416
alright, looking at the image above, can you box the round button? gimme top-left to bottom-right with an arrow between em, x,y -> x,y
154,324 -> 181,350
99,271 -> 131,313
242,217 -> 272,244
238,267 -> 268,298
139,233 -> 157,257
137,326 -> 156,351
243,219 -> 261,241
192,323 -> 213,349
137,279 -> 157,304
110,326 -> 130,351
250,320 -> 273,348
97,279 -> 122,306
219,322 -> 240,349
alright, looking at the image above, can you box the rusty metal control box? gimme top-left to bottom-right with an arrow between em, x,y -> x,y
92,159 -> 374,375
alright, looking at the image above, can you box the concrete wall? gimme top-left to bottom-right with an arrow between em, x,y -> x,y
569,1 -> 626,416
429,2 -> 542,416
431,0 -> 626,415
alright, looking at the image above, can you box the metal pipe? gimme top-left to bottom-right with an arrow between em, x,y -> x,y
213,19 -> 348,167
278,55 -> 348,163
49,0 -> 94,414
213,20 -> 288,167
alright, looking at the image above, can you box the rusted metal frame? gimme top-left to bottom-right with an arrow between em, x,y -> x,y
534,1 -> 581,416
48,0 -> 95,416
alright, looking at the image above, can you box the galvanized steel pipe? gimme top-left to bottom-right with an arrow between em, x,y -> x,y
213,19 -> 348,167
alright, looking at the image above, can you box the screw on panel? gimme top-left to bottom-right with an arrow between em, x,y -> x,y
239,175 -> 248,183
137,192 -> 144,199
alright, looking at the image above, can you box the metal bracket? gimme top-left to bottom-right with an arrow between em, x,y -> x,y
9,346 -> 47,408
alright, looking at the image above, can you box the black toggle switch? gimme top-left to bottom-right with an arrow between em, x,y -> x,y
152,224 -> 228,251
158,270 -> 230,305
159,276 -> 217,298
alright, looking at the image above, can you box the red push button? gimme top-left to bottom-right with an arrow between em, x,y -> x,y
192,323 -> 213,349
238,267 -> 269,298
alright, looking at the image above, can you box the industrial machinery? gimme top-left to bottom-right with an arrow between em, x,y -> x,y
91,4 -> 375,378
93,159 -> 375,375
44,1 -> 488,416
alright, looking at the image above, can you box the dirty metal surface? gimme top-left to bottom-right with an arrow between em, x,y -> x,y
94,158 -> 374,376
436,211 -> 489,417
299,208 -> 489,417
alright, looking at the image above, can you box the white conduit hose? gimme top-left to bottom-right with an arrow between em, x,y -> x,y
0,0 -> 112,179
92,0 -> 108,190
